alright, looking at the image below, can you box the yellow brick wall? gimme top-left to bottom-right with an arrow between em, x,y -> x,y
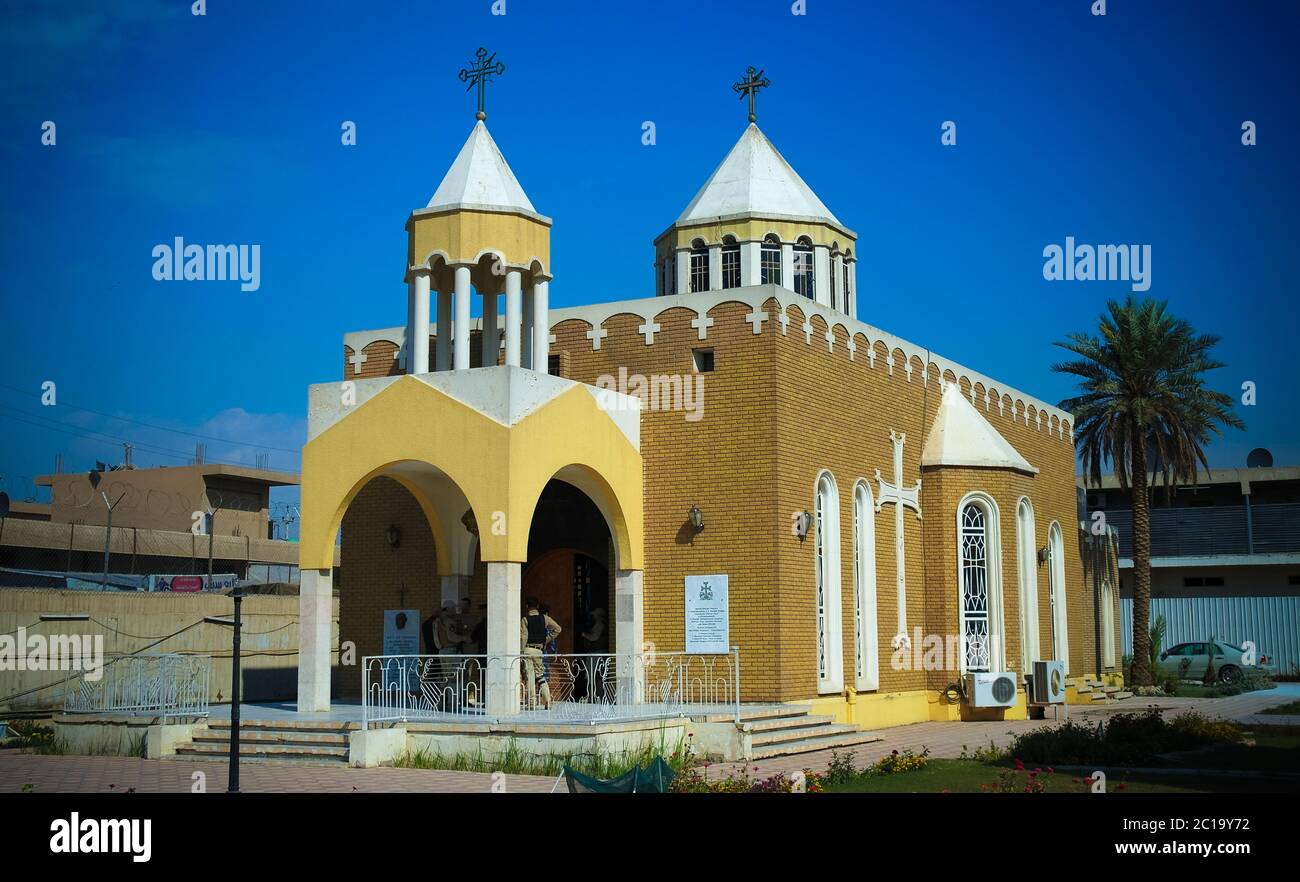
341,293 -> 1103,709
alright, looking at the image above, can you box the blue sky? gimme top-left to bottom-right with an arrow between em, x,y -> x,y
1,0 -> 1296,507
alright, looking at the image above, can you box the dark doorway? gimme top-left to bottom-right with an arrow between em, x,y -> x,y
523,479 -> 612,653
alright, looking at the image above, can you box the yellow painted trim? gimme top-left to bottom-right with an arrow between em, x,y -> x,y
299,376 -> 643,572
408,209 -> 550,277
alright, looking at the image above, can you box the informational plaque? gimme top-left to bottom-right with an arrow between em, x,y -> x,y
383,609 -> 421,694
684,574 -> 729,655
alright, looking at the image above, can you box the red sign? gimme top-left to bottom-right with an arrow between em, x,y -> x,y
168,576 -> 204,592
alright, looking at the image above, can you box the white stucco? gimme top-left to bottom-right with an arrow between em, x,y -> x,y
426,121 -> 536,213
922,382 -> 1038,474
675,124 -> 839,225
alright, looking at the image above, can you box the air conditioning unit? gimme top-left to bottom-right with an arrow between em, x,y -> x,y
1032,660 -> 1066,704
965,672 -> 1018,708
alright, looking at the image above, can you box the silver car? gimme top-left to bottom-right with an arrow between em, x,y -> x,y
1155,640 -> 1271,685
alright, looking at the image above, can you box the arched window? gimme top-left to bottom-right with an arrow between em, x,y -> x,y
721,236 -> 740,289
1048,521 -> 1069,670
793,238 -> 815,300
1101,579 -> 1117,668
1016,499 -> 1041,672
690,239 -> 709,293
829,245 -> 840,312
959,494 -> 1003,673
666,255 -> 675,296
853,481 -> 879,690
761,234 -> 782,286
814,471 -> 844,693
842,251 -> 852,314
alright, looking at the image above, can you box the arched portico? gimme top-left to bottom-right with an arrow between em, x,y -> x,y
297,370 -> 644,714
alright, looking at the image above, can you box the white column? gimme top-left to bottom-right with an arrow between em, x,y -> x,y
481,289 -> 498,368
522,283 -> 534,369
435,287 -> 452,371
485,561 -> 521,717
615,569 -> 645,704
504,269 -> 522,367
297,568 -> 333,712
408,271 -> 430,374
814,245 -> 831,307
675,249 -> 689,295
740,241 -> 761,287
848,258 -> 858,319
708,245 -> 722,291
440,574 -> 469,606
830,252 -> 843,313
780,243 -> 795,292
453,266 -> 471,370
532,279 -> 549,372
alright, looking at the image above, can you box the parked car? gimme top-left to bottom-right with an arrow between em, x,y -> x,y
1156,641 -> 1273,685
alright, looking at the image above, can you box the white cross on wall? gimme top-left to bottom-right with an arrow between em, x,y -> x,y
875,430 -> 922,648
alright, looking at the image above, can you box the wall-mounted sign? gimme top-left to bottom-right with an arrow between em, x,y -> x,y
684,574 -> 729,655
383,609 -> 422,695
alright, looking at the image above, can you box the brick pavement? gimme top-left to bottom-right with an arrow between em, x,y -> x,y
1,687 -> 1293,793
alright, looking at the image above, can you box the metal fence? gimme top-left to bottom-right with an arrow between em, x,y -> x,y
361,649 -> 740,730
1122,596 -> 1300,675
63,653 -> 211,718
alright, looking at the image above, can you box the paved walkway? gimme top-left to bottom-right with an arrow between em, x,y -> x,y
710,683 -> 1300,780
0,754 -> 560,794
2,686 -> 1294,793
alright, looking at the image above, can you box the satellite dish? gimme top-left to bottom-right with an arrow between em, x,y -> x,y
1246,448 -> 1273,468
0,492 -> 9,518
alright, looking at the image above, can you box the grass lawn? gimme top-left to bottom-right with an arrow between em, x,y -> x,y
1260,699 -> 1300,715
819,759 -> 1298,794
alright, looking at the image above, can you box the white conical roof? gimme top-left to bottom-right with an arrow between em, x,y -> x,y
427,121 -> 535,213
676,123 -> 838,224
922,383 -> 1037,473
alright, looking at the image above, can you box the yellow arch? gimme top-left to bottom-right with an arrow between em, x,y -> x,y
299,376 -> 643,572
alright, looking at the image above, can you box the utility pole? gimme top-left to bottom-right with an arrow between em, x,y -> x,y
228,579 -> 243,792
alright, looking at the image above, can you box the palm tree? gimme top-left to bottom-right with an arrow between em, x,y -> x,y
1053,296 -> 1243,686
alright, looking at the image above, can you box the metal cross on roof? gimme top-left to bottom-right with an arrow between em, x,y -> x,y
459,47 -> 505,121
733,66 -> 771,124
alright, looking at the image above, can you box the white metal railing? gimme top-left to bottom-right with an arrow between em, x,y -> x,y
361,649 -> 740,730
63,653 -> 211,718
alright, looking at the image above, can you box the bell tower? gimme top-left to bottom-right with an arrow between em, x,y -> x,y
405,48 -> 552,374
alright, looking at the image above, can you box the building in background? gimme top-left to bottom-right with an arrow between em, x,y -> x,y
1082,464 -> 1300,675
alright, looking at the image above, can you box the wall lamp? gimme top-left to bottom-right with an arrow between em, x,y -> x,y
794,510 -> 812,542
385,525 -> 401,549
688,505 -> 704,532
1037,545 -> 1050,565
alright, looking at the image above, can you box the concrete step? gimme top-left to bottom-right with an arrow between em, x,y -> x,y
205,719 -> 358,733
750,729 -> 881,761
165,751 -> 349,767
751,722 -> 861,748
746,714 -> 837,733
191,729 -> 349,747
1110,690 -> 1134,700
174,741 -> 349,761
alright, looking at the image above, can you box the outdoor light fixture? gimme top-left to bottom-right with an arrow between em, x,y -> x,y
385,525 -> 401,549
1037,545 -> 1050,565
795,510 -> 812,542
688,505 -> 704,532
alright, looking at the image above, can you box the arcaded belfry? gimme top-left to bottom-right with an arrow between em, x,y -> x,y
404,47 -> 551,374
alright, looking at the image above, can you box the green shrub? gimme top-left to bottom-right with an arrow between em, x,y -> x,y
867,747 -> 929,775
824,749 -> 858,785
1009,708 -> 1241,766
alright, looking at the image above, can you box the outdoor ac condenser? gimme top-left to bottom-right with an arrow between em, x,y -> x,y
1032,660 -> 1067,704
965,672 -> 1018,708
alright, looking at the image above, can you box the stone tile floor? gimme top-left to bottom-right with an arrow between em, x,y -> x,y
2,684 -> 1295,793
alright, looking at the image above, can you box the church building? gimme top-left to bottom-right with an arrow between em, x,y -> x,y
296,56 -> 1123,745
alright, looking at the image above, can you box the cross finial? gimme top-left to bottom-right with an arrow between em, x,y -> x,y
459,47 -> 506,121
732,66 -> 770,124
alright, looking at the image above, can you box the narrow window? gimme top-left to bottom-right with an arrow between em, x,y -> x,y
961,502 -> 991,673
793,241 -> 814,299
690,241 -> 709,293
760,235 -> 782,286
721,239 -> 740,289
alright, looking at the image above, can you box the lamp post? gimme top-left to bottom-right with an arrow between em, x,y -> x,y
229,580 -> 243,792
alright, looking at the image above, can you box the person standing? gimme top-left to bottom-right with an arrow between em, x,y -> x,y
520,598 -> 560,709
